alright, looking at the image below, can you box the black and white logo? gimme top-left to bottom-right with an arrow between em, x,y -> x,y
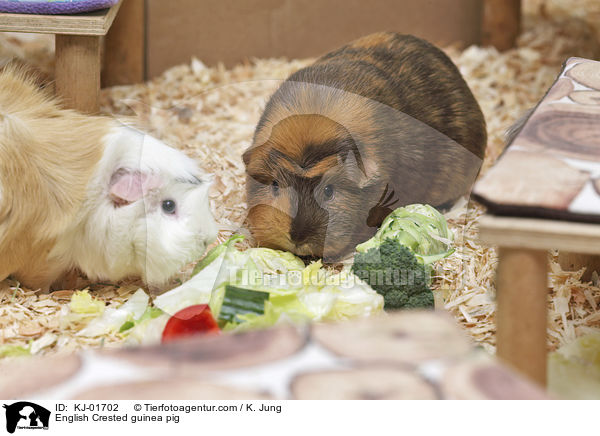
3,402 -> 50,434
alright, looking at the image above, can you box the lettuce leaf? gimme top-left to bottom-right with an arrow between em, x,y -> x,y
355,204 -> 454,264
123,313 -> 170,346
221,261 -> 383,331
70,290 -> 105,314
232,247 -> 306,275
78,288 -> 149,337
548,332 -> 600,399
223,295 -> 315,333
135,233 -> 383,340
192,234 -> 245,275
119,307 -> 164,333
0,344 -> 30,358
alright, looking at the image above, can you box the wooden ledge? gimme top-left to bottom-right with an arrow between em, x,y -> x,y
0,0 -> 122,35
478,214 -> 600,254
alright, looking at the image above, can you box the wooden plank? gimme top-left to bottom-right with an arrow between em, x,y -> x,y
102,0 -> 145,86
0,0 -> 122,36
496,247 -> 548,386
474,151 -> 591,212
473,58 -> 600,220
479,215 -> 600,254
55,35 -> 101,113
482,0 -> 521,50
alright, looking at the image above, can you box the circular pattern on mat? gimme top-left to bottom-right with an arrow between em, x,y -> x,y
545,78 -> 574,101
74,378 -> 272,400
439,357 -> 549,400
111,325 -> 307,372
568,62 -> 600,90
569,90 -> 600,105
291,366 -> 437,400
0,353 -> 82,397
312,312 -> 472,365
519,107 -> 600,159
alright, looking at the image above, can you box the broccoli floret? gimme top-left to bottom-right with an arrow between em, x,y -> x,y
351,238 -> 434,310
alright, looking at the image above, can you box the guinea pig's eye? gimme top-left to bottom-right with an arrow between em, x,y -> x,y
323,184 -> 335,201
271,180 -> 280,196
162,199 -> 177,214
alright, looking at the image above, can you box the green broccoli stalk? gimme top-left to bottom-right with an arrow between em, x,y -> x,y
351,238 -> 434,310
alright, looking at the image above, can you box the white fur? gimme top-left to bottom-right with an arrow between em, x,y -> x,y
49,124 -> 218,287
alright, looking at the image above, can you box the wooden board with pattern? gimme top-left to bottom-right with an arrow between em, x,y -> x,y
473,57 -> 600,222
0,311 -> 549,400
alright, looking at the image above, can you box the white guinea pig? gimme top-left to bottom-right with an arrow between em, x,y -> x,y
0,66 -> 218,291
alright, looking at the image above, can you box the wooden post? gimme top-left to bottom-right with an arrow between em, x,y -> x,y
496,247 -> 548,386
482,0 -> 521,51
55,34 -> 101,113
102,0 -> 145,87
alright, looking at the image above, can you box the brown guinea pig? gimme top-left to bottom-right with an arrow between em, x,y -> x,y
243,32 -> 486,261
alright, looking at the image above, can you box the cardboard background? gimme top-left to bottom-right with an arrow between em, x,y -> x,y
146,0 -> 483,78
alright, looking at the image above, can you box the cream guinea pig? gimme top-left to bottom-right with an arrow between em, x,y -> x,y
0,66 -> 218,290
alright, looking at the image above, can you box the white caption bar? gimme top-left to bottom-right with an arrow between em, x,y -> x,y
0,399 -> 594,435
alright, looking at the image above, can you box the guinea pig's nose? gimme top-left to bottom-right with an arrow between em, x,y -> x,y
290,223 -> 310,245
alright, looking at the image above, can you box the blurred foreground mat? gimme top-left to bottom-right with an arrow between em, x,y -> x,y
0,311 -> 549,399
473,57 -> 600,223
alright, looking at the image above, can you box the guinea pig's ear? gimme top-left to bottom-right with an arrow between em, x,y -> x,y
109,169 -> 162,206
338,151 -> 379,188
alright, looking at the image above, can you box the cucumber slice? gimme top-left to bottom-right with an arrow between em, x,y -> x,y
218,285 -> 269,323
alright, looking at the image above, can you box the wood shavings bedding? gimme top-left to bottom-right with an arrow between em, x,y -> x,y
2,0 -> 600,357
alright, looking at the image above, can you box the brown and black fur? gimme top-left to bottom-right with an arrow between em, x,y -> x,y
243,32 -> 487,261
